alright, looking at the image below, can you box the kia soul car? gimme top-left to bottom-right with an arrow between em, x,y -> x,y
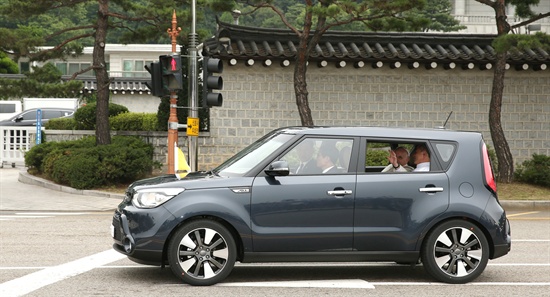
112,126 -> 511,285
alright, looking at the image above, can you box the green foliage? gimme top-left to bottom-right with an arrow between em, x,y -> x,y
214,0 -> 429,32
493,32 -> 550,53
45,117 -> 78,130
25,137 -> 96,172
73,102 -> 129,130
110,112 -> 159,131
0,63 -> 83,100
25,136 -> 155,189
0,51 -> 18,74
366,149 -> 389,166
515,154 -> 550,188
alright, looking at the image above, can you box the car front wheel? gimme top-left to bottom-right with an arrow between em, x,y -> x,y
168,219 -> 236,286
422,220 -> 489,284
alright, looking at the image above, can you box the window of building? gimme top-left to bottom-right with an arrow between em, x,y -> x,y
123,60 -> 153,77
19,62 -> 30,74
55,62 -> 92,76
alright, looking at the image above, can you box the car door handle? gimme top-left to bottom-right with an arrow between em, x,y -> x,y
327,189 -> 353,197
419,187 -> 444,193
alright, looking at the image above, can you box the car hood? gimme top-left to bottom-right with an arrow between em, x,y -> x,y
126,171 -> 249,195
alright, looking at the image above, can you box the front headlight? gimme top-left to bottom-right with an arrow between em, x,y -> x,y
132,188 -> 185,208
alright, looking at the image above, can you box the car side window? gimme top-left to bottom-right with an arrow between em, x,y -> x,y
279,138 -> 354,175
21,111 -> 36,121
364,140 -> 432,173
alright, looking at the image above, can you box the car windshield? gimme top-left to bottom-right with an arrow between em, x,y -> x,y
214,131 -> 294,177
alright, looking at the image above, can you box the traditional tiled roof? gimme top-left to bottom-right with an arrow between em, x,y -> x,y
203,21 -> 549,70
77,76 -> 151,94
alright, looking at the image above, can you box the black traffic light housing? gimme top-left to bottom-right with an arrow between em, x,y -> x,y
202,56 -> 223,108
160,54 -> 184,92
144,61 -> 166,97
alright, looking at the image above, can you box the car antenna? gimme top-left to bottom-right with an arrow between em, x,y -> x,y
437,111 -> 453,129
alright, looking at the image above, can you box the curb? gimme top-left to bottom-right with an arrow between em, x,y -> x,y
500,200 -> 550,211
18,170 -> 125,200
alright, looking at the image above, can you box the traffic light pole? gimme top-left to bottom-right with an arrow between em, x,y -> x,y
167,11 -> 181,175
187,0 -> 199,172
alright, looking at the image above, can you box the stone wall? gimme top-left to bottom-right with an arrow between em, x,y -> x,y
204,63 -> 549,170
44,63 -> 549,172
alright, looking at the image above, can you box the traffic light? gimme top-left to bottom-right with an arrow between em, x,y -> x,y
159,54 -> 183,92
144,61 -> 165,97
202,56 -> 223,108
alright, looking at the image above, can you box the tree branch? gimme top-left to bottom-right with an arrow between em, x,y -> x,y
510,12 -> 550,30
29,33 -> 94,60
45,25 -> 96,42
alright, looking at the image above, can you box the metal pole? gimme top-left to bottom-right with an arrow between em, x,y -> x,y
167,10 -> 181,174
187,0 -> 199,172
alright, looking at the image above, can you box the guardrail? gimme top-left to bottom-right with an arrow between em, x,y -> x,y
0,126 -> 39,167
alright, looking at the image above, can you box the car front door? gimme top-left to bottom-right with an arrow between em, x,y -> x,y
250,137 -> 357,252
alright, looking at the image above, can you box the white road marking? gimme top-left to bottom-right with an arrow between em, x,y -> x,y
0,249 -> 125,297
216,279 -> 375,289
0,215 -> 53,220
371,282 -> 550,286
15,212 -> 89,216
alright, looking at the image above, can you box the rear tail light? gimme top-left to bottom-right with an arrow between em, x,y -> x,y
482,143 -> 497,194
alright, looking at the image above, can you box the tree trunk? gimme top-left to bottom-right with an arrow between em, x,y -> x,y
94,0 -> 111,145
489,53 -> 514,182
294,55 -> 313,127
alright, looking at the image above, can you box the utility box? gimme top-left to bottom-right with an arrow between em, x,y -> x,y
23,98 -> 79,110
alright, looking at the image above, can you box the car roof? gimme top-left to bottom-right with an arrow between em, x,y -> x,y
277,126 -> 482,141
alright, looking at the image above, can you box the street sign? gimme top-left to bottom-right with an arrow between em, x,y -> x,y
36,109 -> 42,145
186,117 -> 199,136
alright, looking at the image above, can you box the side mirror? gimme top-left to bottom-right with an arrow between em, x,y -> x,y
14,116 -> 23,122
265,160 -> 290,177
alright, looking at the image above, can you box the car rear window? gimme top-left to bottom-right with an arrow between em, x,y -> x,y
431,141 -> 457,170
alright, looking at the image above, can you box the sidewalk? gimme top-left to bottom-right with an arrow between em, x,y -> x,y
1,167 -> 548,212
0,167 -> 123,212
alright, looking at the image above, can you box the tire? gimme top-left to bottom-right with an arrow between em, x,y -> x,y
421,220 -> 489,284
167,219 -> 237,286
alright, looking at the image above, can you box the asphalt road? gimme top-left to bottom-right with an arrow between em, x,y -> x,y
1,167 -> 549,296
0,209 -> 548,296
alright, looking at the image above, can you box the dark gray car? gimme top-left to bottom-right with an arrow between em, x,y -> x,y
112,126 -> 511,286
0,108 -> 74,126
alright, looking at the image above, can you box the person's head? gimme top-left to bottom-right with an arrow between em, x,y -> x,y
316,145 -> 339,170
411,144 -> 430,165
296,140 -> 314,162
394,147 -> 410,166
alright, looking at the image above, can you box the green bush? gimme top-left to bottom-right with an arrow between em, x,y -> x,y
45,117 -> 78,130
49,148 -> 104,189
514,154 -> 550,188
25,136 -> 155,189
366,149 -> 389,166
110,112 -> 159,131
25,137 -> 96,171
73,102 -> 128,130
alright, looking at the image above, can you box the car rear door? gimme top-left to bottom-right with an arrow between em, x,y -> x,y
353,139 -> 450,252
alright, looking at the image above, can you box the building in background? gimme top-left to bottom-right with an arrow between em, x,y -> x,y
451,0 -> 549,34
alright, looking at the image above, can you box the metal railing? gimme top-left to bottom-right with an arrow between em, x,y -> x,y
0,126 -> 38,167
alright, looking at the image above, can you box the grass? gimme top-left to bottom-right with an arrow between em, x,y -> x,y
497,182 -> 550,200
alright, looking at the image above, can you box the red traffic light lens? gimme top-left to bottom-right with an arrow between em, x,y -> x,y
171,58 -> 177,71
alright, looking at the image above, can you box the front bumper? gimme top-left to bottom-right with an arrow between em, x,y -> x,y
111,207 -> 177,265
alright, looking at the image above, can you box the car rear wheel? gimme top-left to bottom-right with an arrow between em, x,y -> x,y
167,219 -> 236,286
422,220 -> 489,284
